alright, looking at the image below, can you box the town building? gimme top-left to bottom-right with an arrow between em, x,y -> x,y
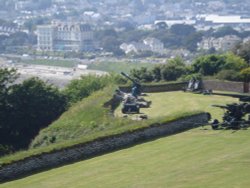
37,22 -> 94,52
198,35 -> 242,51
120,37 -> 165,54
143,37 -> 165,53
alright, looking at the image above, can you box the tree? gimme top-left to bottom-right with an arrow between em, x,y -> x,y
155,22 -> 168,30
168,56 -> 185,67
170,24 -> 196,36
0,69 -> 18,149
240,67 -> 250,82
24,17 -> 49,32
192,54 -> 223,75
4,32 -> 29,46
233,41 -> 250,64
130,67 -> 154,82
222,53 -> 248,71
0,70 -> 67,152
160,57 -> 187,81
216,70 -> 242,81
191,53 -> 248,76
7,78 -> 67,148
213,26 -> 239,38
64,75 -> 114,104
151,65 -> 162,81
101,36 -> 124,56
183,32 -> 203,52
161,64 -> 186,81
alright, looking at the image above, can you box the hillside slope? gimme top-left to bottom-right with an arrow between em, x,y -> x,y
32,90 -> 237,148
1,127 -> 250,188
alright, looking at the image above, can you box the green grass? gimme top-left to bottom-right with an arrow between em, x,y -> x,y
1,127 -> 250,188
21,59 -> 77,68
115,91 -> 238,121
87,61 -> 155,73
0,89 -> 238,167
0,87 -> 202,166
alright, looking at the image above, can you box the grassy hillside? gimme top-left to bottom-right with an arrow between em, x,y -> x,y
0,87 -> 203,166
1,126 -> 250,188
0,89 -> 238,167
33,90 -> 237,149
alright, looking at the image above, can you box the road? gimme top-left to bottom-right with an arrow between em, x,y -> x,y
0,57 -> 107,88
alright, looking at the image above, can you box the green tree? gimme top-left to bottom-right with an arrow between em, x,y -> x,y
101,36 -> 124,56
183,32 -> 203,52
170,24 -> 196,36
64,75 -> 114,104
155,22 -> 168,30
192,54 -> 225,76
0,70 -> 67,152
240,67 -> 250,82
151,65 -> 162,81
233,41 -> 250,64
168,56 -> 185,66
213,26 -> 239,38
192,53 -> 248,76
130,67 -> 154,82
153,57 -> 188,82
222,53 -> 248,70
161,64 -> 186,81
216,70 -> 242,81
9,78 -> 66,149
0,68 -> 18,152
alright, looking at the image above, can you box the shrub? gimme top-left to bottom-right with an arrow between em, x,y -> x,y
63,74 -> 116,104
216,70 -> 242,82
240,67 -> 250,82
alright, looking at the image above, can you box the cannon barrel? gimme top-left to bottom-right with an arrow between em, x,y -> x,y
212,92 -> 250,102
121,72 -> 140,85
212,104 -> 228,109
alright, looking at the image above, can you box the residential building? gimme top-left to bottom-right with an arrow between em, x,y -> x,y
198,35 -> 242,51
37,22 -> 94,52
120,42 -> 150,54
143,37 -> 164,53
120,37 -> 165,54
37,25 -> 55,51
219,35 -> 242,51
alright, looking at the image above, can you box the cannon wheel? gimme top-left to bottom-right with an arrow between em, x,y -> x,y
211,119 -> 219,130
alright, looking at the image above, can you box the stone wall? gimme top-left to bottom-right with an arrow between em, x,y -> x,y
0,113 -> 209,183
120,80 -> 249,94
203,80 -> 246,93
119,82 -> 187,93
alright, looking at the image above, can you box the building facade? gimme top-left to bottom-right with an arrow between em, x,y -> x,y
37,22 -> 94,52
120,37 -> 165,54
198,35 -> 242,51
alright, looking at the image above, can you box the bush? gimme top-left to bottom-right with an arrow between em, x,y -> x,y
240,67 -> 250,82
216,70 -> 242,82
178,73 -> 202,82
63,74 -> 117,104
161,64 -> 187,81
0,145 -> 13,156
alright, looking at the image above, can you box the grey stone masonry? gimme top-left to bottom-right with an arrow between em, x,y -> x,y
0,113 -> 209,183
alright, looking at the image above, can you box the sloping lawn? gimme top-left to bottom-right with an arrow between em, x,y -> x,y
115,91 -> 238,120
1,127 -> 250,188
0,90 -> 238,167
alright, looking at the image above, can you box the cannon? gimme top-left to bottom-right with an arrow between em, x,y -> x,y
117,72 -> 151,114
210,93 -> 250,130
121,72 -> 142,98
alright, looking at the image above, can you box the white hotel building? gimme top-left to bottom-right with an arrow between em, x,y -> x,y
37,22 -> 94,52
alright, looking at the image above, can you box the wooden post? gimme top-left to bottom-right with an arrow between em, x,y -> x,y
243,82 -> 249,93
